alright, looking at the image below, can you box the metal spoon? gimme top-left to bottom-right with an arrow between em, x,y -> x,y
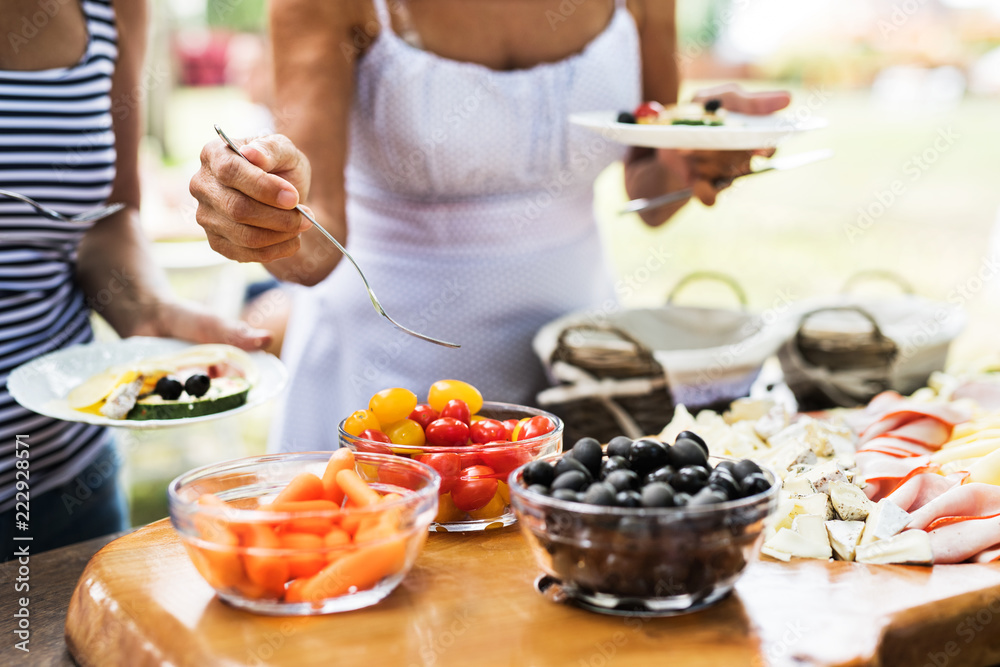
214,125 -> 460,349
0,188 -> 125,223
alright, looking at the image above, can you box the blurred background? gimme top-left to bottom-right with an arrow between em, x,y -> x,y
117,0 -> 1000,523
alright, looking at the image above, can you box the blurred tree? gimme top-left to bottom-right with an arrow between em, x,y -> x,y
206,0 -> 266,32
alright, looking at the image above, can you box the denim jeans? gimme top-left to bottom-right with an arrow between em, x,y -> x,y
1,444 -> 130,561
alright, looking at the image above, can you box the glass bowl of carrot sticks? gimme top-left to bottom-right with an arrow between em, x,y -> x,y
168,449 -> 440,615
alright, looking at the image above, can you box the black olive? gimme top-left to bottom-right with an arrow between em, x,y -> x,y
688,487 -> 729,506
551,488 -> 579,502
604,469 -> 640,493
600,455 -> 630,478
184,374 -> 211,398
734,459 -> 764,481
707,468 -> 741,500
526,484 -> 550,496
551,470 -> 589,492
628,439 -> 669,476
673,466 -> 709,494
644,465 -> 677,486
606,436 -> 633,460
582,482 -> 617,506
568,438 -> 603,477
714,460 -> 739,475
640,482 -> 675,508
673,492 -> 692,507
615,490 -> 642,507
154,376 -> 183,401
554,457 -> 592,481
616,111 -> 637,124
523,461 -> 555,487
670,440 -> 709,470
676,431 -> 710,458
742,471 -> 772,497
703,98 -> 722,113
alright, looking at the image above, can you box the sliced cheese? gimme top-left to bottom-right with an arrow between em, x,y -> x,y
826,520 -> 865,562
829,481 -> 874,522
67,368 -> 141,409
931,437 -> 1000,464
855,530 -> 932,565
860,499 -> 911,545
762,527 -> 832,560
967,446 -> 1000,486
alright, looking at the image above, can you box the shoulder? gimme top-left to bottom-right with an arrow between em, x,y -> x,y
109,0 -> 148,36
629,0 -> 677,32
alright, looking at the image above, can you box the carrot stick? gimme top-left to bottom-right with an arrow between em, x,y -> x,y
299,536 -> 409,601
264,500 -> 340,513
284,578 -> 310,603
243,524 -> 290,595
195,493 -> 249,541
336,469 -> 381,507
322,448 -> 355,504
272,473 -> 325,505
279,532 -> 327,578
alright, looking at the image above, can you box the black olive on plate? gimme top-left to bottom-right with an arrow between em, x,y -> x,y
184,374 -> 211,398
154,376 -> 183,401
523,460 -> 555,487
703,98 -> 722,113
617,111 -> 637,124
606,436 -> 633,460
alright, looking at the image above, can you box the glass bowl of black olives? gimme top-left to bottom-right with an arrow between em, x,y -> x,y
509,431 -> 780,616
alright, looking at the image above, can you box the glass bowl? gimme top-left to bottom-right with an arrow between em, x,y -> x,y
168,452 -> 439,615
339,402 -> 563,532
509,455 -> 780,616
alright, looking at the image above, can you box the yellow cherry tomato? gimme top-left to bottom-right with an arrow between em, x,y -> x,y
368,388 -> 418,426
428,380 -> 483,414
468,489 -> 507,520
509,417 -> 531,442
343,409 -> 381,436
435,493 -> 467,523
470,415 -> 485,423
383,419 -> 426,447
497,480 -> 510,505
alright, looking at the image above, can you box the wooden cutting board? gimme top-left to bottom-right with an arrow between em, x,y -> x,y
65,519 -> 1000,667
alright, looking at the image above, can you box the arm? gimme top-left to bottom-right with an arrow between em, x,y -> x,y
76,0 -> 269,349
189,0 -> 372,286
622,0 -> 690,227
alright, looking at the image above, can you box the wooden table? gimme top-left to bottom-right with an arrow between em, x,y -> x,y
59,519 -> 1000,667
0,531 -> 125,665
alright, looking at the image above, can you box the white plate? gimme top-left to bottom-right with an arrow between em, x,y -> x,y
7,337 -> 287,429
569,111 -> 827,150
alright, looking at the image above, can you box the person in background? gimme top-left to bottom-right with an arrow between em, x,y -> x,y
189,0 -> 789,452
0,0 -> 269,559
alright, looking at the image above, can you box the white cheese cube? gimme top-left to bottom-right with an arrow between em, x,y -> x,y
859,499 -> 911,545
825,520 -> 865,561
829,481 -> 875,522
792,514 -> 831,550
795,493 -> 835,521
781,474 -> 817,498
762,527 -> 833,560
804,460 -> 848,495
855,530 -> 932,565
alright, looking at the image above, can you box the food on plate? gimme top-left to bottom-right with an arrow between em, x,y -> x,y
67,344 -> 256,420
183,448 -> 419,604
340,381 -> 562,529
617,98 -> 732,126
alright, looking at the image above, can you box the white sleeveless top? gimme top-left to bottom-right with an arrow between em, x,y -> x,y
272,0 -> 641,452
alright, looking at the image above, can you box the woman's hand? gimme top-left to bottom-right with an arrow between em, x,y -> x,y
673,84 -> 791,206
190,133 -> 313,264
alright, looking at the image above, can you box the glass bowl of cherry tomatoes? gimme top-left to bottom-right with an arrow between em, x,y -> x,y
338,380 -> 564,532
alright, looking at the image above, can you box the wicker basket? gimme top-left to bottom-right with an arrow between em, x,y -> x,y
778,306 -> 899,411
539,324 -> 674,444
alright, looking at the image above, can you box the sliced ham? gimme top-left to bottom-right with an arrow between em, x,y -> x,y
952,379 -> 1000,412
859,437 -> 935,457
907,483 -> 1000,531
926,516 -> 1000,564
881,417 -> 951,448
887,473 -> 960,513
972,544 -> 1000,563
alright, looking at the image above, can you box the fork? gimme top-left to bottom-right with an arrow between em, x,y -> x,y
214,125 -> 461,349
0,188 -> 126,223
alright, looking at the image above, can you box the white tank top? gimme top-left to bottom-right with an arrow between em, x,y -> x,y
272,0 -> 642,452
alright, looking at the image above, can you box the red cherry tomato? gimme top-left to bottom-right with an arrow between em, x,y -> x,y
476,442 -> 532,477
517,416 -> 555,441
417,452 -> 461,494
378,466 -> 424,492
458,451 -> 482,469
439,399 -> 471,425
355,429 -> 393,454
409,404 -> 439,431
501,419 -> 519,441
425,418 -> 470,447
470,419 -> 506,445
451,465 -> 499,512
360,428 -> 391,443
634,100 -> 665,120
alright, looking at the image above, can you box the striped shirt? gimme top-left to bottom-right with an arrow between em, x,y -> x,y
0,0 -> 118,513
